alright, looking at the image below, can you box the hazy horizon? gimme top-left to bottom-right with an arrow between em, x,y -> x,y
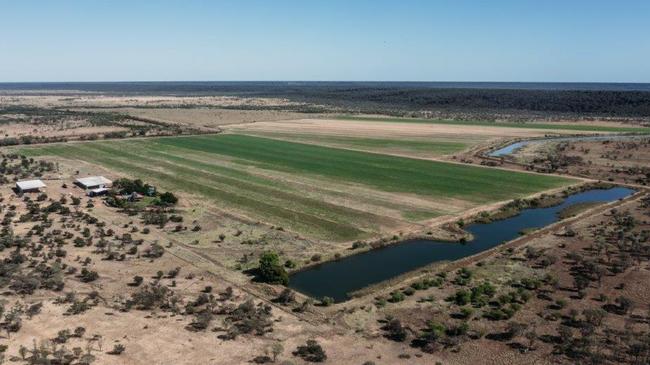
2,0 -> 650,83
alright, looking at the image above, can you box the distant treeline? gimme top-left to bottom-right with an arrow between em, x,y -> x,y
1,82 -> 650,118
260,87 -> 650,118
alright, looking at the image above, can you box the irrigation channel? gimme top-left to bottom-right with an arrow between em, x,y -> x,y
488,134 -> 648,157
289,187 -> 635,302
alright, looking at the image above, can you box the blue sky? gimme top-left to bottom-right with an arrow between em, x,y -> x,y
1,0 -> 649,82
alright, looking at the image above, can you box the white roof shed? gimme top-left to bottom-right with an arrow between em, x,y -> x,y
16,179 -> 46,192
75,176 -> 112,189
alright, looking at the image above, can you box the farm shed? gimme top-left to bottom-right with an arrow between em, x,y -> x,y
87,187 -> 109,197
15,179 -> 46,193
75,176 -> 112,190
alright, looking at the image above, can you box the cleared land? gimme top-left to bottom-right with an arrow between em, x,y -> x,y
226,118 -> 579,159
88,107 -> 309,128
18,134 -> 574,242
339,116 -> 650,133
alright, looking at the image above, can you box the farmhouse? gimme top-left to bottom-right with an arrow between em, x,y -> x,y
15,179 -> 46,193
75,176 -> 112,190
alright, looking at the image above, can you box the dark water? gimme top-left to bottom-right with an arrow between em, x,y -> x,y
289,187 -> 635,302
489,135 -> 649,157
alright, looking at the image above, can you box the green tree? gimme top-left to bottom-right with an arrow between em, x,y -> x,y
258,251 -> 289,285
158,192 -> 178,206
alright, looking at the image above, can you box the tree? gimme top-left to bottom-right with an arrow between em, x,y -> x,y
158,192 -> 178,206
615,296 -> 633,314
383,318 -> 407,342
293,339 -> 326,363
574,274 -> 590,292
583,308 -> 606,328
504,322 -> 527,341
258,252 -> 289,285
275,288 -> 295,305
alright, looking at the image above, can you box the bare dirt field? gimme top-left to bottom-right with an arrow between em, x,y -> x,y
0,123 -> 128,140
226,118 -> 585,159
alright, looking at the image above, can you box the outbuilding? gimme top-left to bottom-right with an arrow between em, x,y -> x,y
87,187 -> 109,197
15,179 -> 46,193
75,176 -> 112,190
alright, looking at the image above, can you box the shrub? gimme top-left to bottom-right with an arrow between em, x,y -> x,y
158,192 -> 178,206
448,289 -> 471,306
284,259 -> 296,269
275,288 -> 296,305
131,276 -> 144,287
383,318 -> 407,342
388,291 -> 405,303
420,321 -> 446,341
142,211 -> 168,227
458,306 -> 474,319
446,321 -> 469,337
143,243 -> 165,258
127,283 -> 178,311
108,344 -> 125,355
352,241 -> 367,249
79,268 -> 99,283
220,299 -> 273,339
293,340 -> 327,363
453,268 -> 473,286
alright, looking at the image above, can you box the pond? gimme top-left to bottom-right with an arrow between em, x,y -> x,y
288,187 -> 635,302
488,134 -> 647,157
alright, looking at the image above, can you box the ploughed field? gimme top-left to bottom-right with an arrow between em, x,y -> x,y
18,134 -> 575,241
339,116 -> 650,134
225,116 -> 649,161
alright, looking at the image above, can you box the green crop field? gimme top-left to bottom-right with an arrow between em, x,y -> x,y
19,134 -> 575,241
233,132 -> 469,157
338,116 -> 650,133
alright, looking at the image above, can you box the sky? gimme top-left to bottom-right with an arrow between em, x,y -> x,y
1,0 -> 649,83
